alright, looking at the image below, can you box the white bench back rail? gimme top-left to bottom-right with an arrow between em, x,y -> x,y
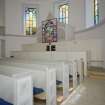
67,59 -> 84,85
0,73 -> 33,105
0,59 -> 69,99
0,64 -> 48,90
11,51 -> 87,76
0,74 -> 14,104
0,59 -> 67,81
0,65 -> 56,105
0,58 -> 82,89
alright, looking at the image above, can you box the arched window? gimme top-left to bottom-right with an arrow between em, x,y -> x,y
59,4 -> 69,24
24,8 -> 37,35
94,0 -> 99,24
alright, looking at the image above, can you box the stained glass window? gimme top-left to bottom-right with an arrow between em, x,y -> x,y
24,8 -> 37,35
59,4 -> 69,24
42,18 -> 57,43
94,0 -> 99,24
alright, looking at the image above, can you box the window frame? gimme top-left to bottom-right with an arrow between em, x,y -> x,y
23,4 -> 39,36
58,3 -> 69,24
53,0 -> 70,24
94,0 -> 99,25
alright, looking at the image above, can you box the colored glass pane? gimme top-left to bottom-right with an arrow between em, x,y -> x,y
26,21 -> 29,27
24,7 -> 37,35
94,0 -> 99,24
59,4 -> 69,24
33,22 -> 36,27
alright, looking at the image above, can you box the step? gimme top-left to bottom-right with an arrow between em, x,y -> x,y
88,71 -> 105,77
89,75 -> 105,80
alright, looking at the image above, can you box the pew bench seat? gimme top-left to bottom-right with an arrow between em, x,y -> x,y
34,92 -> 46,100
33,87 -> 46,100
33,87 -> 44,95
0,98 -> 12,105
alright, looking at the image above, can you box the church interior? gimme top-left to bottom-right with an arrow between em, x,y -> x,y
0,0 -> 105,105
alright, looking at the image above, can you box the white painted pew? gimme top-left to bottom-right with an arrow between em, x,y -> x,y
0,58 -> 81,100
0,58 -> 83,86
0,70 -> 32,105
11,51 -> 87,76
15,59 -> 84,86
0,65 -> 56,105
0,60 -> 69,103
30,61 -> 70,100
66,59 -> 84,83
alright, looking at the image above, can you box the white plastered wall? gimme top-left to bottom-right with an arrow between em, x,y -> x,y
5,0 -> 52,35
85,0 -> 105,28
5,0 -> 86,35
85,0 -> 94,28
5,0 -> 41,57
53,0 -> 85,31
69,0 -> 85,31
75,21 -> 105,68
